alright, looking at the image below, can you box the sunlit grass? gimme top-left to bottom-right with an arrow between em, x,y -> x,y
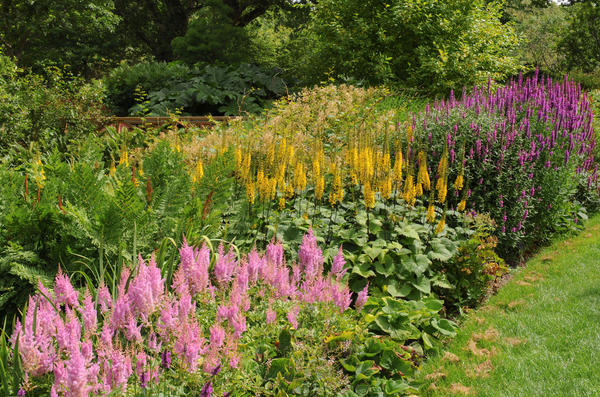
417,213 -> 600,396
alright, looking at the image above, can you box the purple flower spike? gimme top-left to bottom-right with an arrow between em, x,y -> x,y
201,382 -> 213,397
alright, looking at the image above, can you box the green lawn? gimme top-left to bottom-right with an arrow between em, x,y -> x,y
417,214 -> 600,396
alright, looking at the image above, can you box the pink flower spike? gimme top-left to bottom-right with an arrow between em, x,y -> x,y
355,283 -> 369,312
287,305 -> 300,329
209,324 -> 225,348
266,308 -> 276,325
54,268 -> 79,307
331,246 -> 346,279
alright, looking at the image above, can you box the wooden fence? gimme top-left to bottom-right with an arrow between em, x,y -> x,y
111,116 -> 240,132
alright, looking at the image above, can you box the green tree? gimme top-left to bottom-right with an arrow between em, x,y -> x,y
510,3 -> 569,74
0,0 -> 119,76
290,0 -> 522,93
115,0 -> 294,62
560,1 -> 600,72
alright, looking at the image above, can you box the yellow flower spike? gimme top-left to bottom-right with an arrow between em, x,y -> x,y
426,203 -> 436,224
406,124 -> 414,142
457,198 -> 467,212
381,174 -> 392,200
195,160 -> 204,181
363,181 -> 375,209
234,148 -> 242,170
454,174 -> 464,191
437,177 -> 448,204
415,182 -> 423,198
267,143 -> 275,166
138,163 -> 144,177
315,175 -> 325,201
329,171 -> 344,206
242,152 -> 252,181
109,161 -> 116,176
403,174 -> 414,203
269,178 -> 277,201
312,158 -> 321,182
435,215 -> 446,234
417,151 -> 431,190
119,146 -> 129,167
285,182 -> 295,198
392,152 -> 403,186
245,180 -> 255,205
278,197 -> 286,210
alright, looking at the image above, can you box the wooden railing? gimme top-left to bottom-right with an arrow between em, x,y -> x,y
111,116 -> 240,131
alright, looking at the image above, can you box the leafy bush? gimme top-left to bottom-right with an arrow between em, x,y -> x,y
288,0 -> 522,93
0,54 -> 108,160
413,73 -> 598,260
434,214 -> 507,311
103,62 -> 288,116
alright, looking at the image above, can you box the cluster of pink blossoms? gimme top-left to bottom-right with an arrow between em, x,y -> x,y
10,229 -> 368,396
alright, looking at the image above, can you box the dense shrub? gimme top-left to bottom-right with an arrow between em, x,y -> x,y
0,54 -> 108,160
103,62 -> 288,116
288,0 -> 522,93
414,73 -> 598,259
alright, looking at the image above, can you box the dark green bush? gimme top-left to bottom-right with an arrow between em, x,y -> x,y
103,62 -> 288,116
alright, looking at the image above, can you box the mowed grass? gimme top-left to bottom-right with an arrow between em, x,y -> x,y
417,214 -> 600,396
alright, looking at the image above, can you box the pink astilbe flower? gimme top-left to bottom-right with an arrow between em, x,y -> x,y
97,284 -> 111,313
230,312 -> 246,339
298,228 -> 323,279
355,283 -> 369,312
54,268 -> 79,307
11,297 -> 56,377
174,318 -> 206,371
53,347 -> 100,397
210,324 -> 225,348
287,305 -> 300,329
179,241 -> 212,295
80,289 -> 97,337
333,284 -> 352,313
99,347 -> 132,393
331,246 -> 347,280
265,240 -> 284,267
246,246 -> 264,283
215,244 -> 238,285
129,255 -> 164,320
125,316 -> 142,343
266,307 -> 276,324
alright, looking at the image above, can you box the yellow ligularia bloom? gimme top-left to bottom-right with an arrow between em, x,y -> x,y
417,151 -> 431,190
119,146 -> 129,167
109,161 -> 116,176
437,179 -> 447,204
392,152 -> 403,186
403,174 -> 414,204
234,148 -> 242,170
195,160 -> 204,181
406,124 -> 414,142
457,198 -> 467,212
241,152 -> 252,181
315,175 -> 325,201
426,203 -> 436,224
285,182 -> 294,198
381,174 -> 392,200
435,215 -> 446,234
415,182 -> 423,198
278,197 -> 286,210
454,174 -> 464,191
